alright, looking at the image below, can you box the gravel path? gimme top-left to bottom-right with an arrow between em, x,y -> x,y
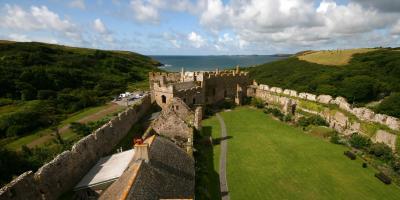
216,113 -> 230,200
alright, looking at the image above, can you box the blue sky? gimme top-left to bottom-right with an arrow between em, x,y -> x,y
0,0 -> 400,55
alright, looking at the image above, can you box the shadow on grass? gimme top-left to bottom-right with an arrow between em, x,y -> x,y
213,136 -> 233,145
195,126 -> 222,200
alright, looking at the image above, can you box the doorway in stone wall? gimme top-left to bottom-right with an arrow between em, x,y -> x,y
162,95 -> 166,103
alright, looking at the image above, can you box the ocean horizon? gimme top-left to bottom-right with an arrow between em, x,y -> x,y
150,55 -> 289,72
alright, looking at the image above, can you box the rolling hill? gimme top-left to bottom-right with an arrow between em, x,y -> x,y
248,48 -> 400,118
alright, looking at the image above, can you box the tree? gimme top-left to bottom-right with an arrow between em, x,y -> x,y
339,75 -> 378,102
375,93 -> 400,118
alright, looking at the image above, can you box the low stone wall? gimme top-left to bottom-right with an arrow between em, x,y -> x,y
0,95 -> 152,200
253,84 -> 400,131
249,84 -> 399,151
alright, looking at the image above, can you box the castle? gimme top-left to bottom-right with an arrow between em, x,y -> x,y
149,66 -> 251,108
2,67 -> 399,200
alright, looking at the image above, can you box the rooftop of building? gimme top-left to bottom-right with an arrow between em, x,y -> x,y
74,149 -> 135,191
99,135 -> 195,200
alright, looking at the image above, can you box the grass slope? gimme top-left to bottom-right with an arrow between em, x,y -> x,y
214,107 -> 400,199
298,48 -> 376,66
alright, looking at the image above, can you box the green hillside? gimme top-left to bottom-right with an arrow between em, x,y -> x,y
0,41 -> 160,138
0,41 -> 161,186
248,48 -> 400,117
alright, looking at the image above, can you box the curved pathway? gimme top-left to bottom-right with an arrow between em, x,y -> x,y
216,113 -> 230,200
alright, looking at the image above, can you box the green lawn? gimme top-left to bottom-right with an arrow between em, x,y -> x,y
211,107 -> 400,200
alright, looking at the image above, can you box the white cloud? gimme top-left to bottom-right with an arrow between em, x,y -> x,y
317,0 -> 393,34
170,39 -> 181,48
0,4 -> 81,41
194,0 -> 400,51
188,32 -> 206,48
69,0 -> 86,10
8,34 -> 31,42
93,18 -> 107,34
92,18 -> 113,43
391,20 -> 400,35
6,33 -> 58,44
130,0 -> 159,23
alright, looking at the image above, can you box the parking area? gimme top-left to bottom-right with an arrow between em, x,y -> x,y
113,91 -> 148,106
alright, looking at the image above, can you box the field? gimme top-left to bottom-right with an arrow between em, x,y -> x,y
205,107 -> 400,199
298,48 -> 376,66
4,103 -> 124,150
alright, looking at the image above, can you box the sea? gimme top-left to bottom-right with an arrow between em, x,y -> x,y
150,55 -> 288,72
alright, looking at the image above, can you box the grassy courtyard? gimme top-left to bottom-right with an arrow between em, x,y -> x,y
204,107 -> 400,199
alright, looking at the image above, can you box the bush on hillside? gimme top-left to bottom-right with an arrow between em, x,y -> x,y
297,115 -> 328,128
264,107 -> 285,120
330,132 -> 341,144
251,97 -> 265,108
368,143 -> 393,161
283,114 -> 293,122
221,99 -> 235,109
349,133 -> 371,149
70,122 -> 91,136
375,93 -> 400,118
391,158 -> 400,173
308,115 -> 329,126
297,117 -> 310,127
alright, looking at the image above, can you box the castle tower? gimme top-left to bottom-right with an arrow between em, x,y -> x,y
236,65 -> 240,73
216,67 -> 219,75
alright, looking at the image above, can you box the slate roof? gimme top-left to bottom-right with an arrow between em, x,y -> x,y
99,136 -> 195,200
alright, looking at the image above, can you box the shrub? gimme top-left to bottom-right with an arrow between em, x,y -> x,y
251,97 -> 265,108
375,172 -> 391,184
221,99 -> 235,109
349,133 -> 371,149
242,97 -> 252,105
344,151 -> 356,160
362,163 -> 368,168
369,143 -> 393,161
37,90 -> 57,100
308,115 -> 329,126
391,158 -> 400,173
283,114 -> 292,122
330,132 -> 341,144
0,98 -> 13,106
70,122 -> 91,136
297,117 -> 310,127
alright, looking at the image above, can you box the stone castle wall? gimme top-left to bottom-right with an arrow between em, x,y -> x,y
150,70 -> 251,108
0,95 -> 152,200
249,84 -> 400,150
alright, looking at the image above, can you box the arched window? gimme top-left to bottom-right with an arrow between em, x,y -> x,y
213,88 -> 216,96
193,98 -> 196,104
224,90 -> 227,97
161,95 -> 166,104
